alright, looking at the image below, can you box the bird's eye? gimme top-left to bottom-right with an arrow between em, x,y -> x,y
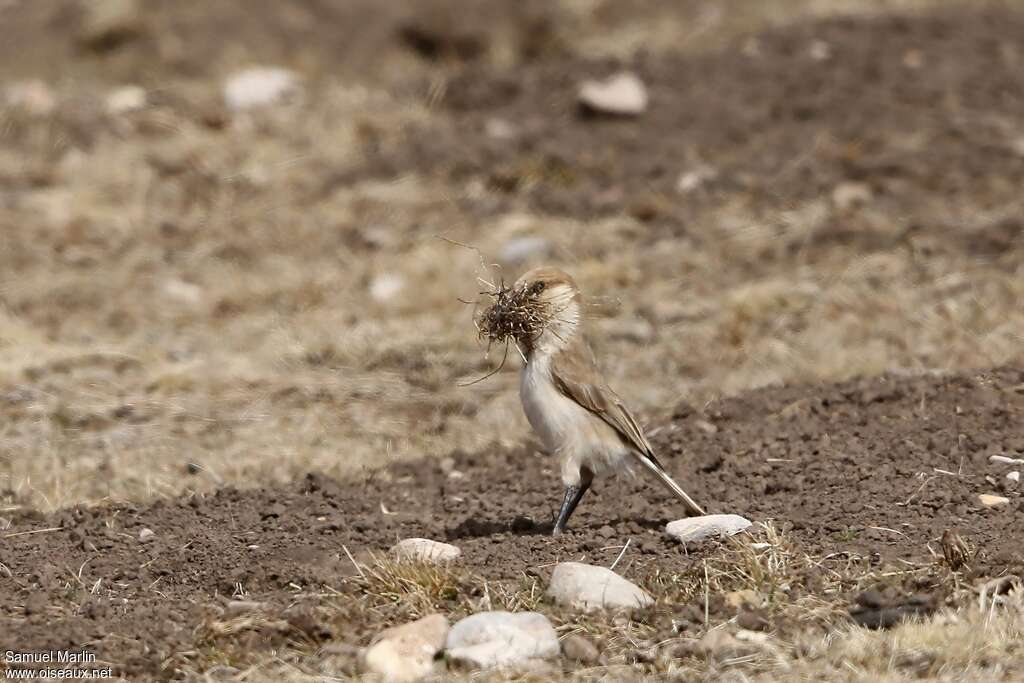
530,282 -> 546,295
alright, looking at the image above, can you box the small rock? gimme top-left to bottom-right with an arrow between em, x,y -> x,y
737,608 -> 771,632
107,85 -> 146,114
446,611 -> 560,669
369,274 -> 406,302
832,181 -> 872,211
391,538 -> 461,563
676,166 -> 718,194
808,40 -> 832,61
693,419 -> 718,435
163,279 -> 204,305
224,67 -> 301,111
561,634 -> 600,664
547,562 -> 653,611
698,629 -> 773,660
485,118 -> 518,140
138,528 -> 155,543
364,613 -> 448,683
666,514 -> 752,544
990,454 -> 1024,466
903,49 -> 925,70
80,0 -> 142,49
979,494 -> 1010,507
1008,471 -> 1020,483
4,80 -> 56,116
578,72 -> 648,117
499,236 -> 552,264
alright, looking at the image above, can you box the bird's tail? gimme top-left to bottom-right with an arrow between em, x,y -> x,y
636,455 -> 705,517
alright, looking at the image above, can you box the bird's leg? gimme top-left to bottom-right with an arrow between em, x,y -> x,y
552,467 -> 594,535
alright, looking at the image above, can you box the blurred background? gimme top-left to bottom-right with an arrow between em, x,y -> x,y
2,0 -> 1023,511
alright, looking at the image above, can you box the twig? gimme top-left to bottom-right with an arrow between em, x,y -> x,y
341,545 -> 365,579
2,526 -> 63,539
609,538 -> 632,571
703,559 -> 710,632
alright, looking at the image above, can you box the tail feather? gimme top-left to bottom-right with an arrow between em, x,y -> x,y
635,454 -> 705,517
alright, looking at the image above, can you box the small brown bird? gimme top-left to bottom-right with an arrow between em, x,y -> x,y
508,266 -> 705,534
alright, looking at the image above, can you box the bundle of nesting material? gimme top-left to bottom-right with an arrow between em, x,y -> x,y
474,282 -> 553,347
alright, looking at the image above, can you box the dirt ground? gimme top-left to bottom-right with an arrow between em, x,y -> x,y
4,367 -> 1024,679
3,0 -> 1024,681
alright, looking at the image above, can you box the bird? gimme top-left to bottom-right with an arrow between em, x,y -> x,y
509,266 -> 705,534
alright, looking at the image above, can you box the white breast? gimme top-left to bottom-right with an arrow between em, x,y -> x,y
520,353 -> 630,486
520,354 -> 587,452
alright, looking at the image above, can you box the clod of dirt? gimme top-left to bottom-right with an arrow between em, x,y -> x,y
849,591 -> 934,630
79,0 -> 143,51
561,634 -> 600,664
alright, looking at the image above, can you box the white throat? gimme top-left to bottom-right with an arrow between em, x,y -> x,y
528,296 -> 580,361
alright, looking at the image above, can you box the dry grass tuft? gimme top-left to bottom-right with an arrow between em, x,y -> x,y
475,282 -> 552,348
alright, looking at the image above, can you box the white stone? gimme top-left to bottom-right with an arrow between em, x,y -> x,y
224,67 -> 301,111
831,181 -> 872,211
370,274 -> 406,302
391,538 -> 461,563
1008,471 -> 1020,483
547,562 -> 653,611
990,454 -> 1024,466
138,528 -> 155,542
5,80 -> 56,117
485,118 -> 517,140
499,236 -> 552,264
676,165 -> 718,194
666,514 -> 752,543
364,613 -> 448,683
163,279 -> 204,305
107,85 -> 146,114
979,494 -> 1010,507
446,611 -> 559,669
578,72 -> 648,116
809,40 -> 832,61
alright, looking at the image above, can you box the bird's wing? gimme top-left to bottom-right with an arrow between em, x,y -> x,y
550,344 -> 659,463
551,343 -> 706,517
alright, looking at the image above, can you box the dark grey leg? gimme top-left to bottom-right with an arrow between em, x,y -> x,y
552,468 -> 594,535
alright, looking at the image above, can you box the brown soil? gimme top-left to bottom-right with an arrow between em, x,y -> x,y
4,367 -> 1024,678
5,1 -> 1024,680
398,7 -> 1024,256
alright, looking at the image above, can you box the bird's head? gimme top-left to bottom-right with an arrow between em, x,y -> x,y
509,267 -> 582,355
475,266 -> 583,357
